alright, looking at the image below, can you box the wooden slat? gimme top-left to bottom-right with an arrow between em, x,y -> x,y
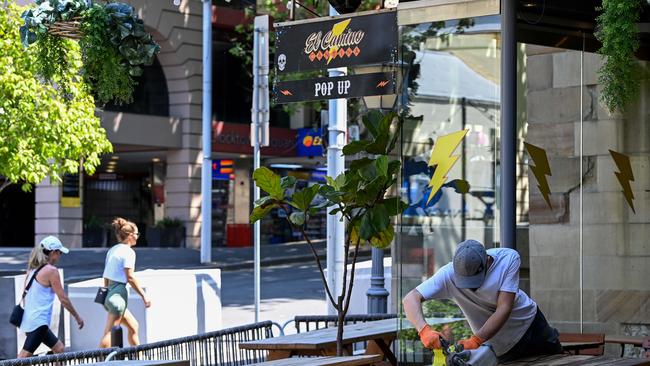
605,335 -> 645,346
246,355 -> 383,366
240,317 -> 463,351
500,355 -> 650,366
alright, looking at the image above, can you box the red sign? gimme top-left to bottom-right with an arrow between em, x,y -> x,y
212,121 -> 296,157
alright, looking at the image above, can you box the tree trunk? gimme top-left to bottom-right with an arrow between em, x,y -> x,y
337,295 -> 346,356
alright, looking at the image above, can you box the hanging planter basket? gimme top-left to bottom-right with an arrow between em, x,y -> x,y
47,17 -> 83,40
19,0 -> 160,105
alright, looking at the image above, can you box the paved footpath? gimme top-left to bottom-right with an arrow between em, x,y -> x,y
0,239 -> 363,283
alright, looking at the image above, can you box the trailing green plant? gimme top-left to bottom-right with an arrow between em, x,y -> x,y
0,3 -> 113,193
79,4 -> 136,105
595,0 -> 644,113
19,0 -> 160,105
251,110 -> 407,355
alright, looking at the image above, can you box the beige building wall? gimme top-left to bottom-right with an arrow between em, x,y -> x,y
34,0 -> 204,248
526,45 -> 650,347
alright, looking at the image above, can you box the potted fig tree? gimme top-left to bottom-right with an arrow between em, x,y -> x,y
250,111 -> 408,355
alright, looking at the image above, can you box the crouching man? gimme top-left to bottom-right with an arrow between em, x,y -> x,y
402,239 -> 562,362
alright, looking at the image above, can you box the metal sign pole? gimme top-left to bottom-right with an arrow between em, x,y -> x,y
326,5 -> 347,316
252,15 -> 270,323
200,0 -> 212,264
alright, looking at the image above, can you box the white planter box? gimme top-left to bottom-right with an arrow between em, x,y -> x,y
67,268 -> 222,351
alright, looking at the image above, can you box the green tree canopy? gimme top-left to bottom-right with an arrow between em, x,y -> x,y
0,3 -> 112,193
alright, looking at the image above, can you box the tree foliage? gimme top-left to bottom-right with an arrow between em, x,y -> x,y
251,110 -> 407,355
0,3 -> 112,193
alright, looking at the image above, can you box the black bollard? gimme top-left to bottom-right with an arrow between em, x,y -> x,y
111,325 -> 123,348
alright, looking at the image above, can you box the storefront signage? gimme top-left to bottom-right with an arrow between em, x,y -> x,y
274,11 -> 397,74
212,121 -> 296,157
61,173 -> 81,208
212,159 -> 235,180
296,128 -> 324,157
275,72 -> 395,104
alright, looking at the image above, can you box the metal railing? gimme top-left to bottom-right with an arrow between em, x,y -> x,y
0,321 -> 274,366
290,313 -> 398,334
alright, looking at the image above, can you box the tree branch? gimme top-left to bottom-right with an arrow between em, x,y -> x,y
343,235 -> 362,315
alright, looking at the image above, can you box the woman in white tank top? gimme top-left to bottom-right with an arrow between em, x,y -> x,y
18,236 -> 85,358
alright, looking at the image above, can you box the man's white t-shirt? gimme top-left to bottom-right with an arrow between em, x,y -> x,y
103,243 -> 136,284
415,248 -> 537,356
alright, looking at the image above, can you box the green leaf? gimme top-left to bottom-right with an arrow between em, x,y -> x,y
289,211 -> 306,226
369,225 -> 395,249
319,185 -> 344,204
250,204 -> 274,223
254,195 -> 276,207
281,176 -> 297,190
362,110 -> 384,138
253,167 -> 284,199
387,160 -> 401,177
350,158 -> 373,172
359,162 -> 378,182
291,184 -> 320,211
381,197 -> 409,216
375,156 -> 388,177
342,140 -> 369,155
359,204 -> 390,240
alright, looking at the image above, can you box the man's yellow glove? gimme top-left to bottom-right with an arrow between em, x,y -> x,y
458,335 -> 484,350
418,324 -> 443,349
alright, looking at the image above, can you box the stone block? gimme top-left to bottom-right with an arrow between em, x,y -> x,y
622,257 -> 650,291
169,90 -> 201,105
527,156 -> 580,194
528,194 -> 570,224
597,155 -> 650,194
166,192 -> 202,208
35,185 -> 60,203
167,75 -> 201,93
181,118 -> 203,135
35,218 -> 60,234
624,223 -> 650,256
530,256 -> 580,290
182,134 -> 202,149
35,202 -> 61,219
570,191 -> 625,224
552,51 -> 603,88
526,122 -> 575,157
529,224 -> 578,257
579,119 -> 620,156
582,224 -> 621,257
528,87 -> 582,124
526,54 -> 553,91
165,177 -> 201,193
59,218 -> 82,235
60,207 -> 83,220
583,256 -> 625,290
530,289 -> 581,323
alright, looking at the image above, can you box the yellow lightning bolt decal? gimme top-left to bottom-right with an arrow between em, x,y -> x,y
326,18 -> 350,64
609,150 -> 636,213
426,130 -> 468,205
524,142 -> 553,209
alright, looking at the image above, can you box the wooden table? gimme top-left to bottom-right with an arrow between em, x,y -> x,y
246,355 -> 383,366
501,354 -> 650,365
606,335 -> 646,357
561,340 -> 605,354
239,317 -> 464,366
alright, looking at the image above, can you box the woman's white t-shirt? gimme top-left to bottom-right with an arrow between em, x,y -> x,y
102,244 -> 136,284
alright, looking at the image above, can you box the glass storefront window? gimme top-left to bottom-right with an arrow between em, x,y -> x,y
397,15 -> 500,364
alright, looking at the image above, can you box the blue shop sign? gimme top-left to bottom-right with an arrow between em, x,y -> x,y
212,159 -> 234,180
297,128 -> 323,157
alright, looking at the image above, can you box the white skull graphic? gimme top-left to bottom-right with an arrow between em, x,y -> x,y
278,54 -> 287,71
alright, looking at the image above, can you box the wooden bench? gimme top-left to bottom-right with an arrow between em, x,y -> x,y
502,354 -> 650,365
605,335 -> 647,357
558,333 -> 605,355
247,355 -> 383,366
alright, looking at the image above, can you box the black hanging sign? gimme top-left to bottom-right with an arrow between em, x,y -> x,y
274,10 -> 397,74
274,72 -> 395,104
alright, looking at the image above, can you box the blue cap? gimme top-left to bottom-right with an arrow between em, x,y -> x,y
453,240 -> 487,289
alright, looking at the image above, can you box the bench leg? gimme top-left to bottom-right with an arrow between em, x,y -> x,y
366,338 -> 397,366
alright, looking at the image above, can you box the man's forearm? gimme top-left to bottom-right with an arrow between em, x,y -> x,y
403,291 -> 427,332
475,307 -> 510,341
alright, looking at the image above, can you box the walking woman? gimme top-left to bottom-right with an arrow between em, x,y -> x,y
19,236 -> 84,358
99,217 -> 151,348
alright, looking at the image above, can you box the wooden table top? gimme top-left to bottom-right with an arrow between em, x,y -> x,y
561,341 -> 604,347
606,335 -> 646,346
240,317 -> 464,351
501,354 -> 650,366
246,355 -> 383,366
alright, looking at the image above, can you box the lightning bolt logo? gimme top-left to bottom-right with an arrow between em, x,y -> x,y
280,89 -> 292,96
376,80 -> 389,88
524,142 -> 553,209
426,130 -> 468,205
326,18 -> 351,64
610,150 -> 636,213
